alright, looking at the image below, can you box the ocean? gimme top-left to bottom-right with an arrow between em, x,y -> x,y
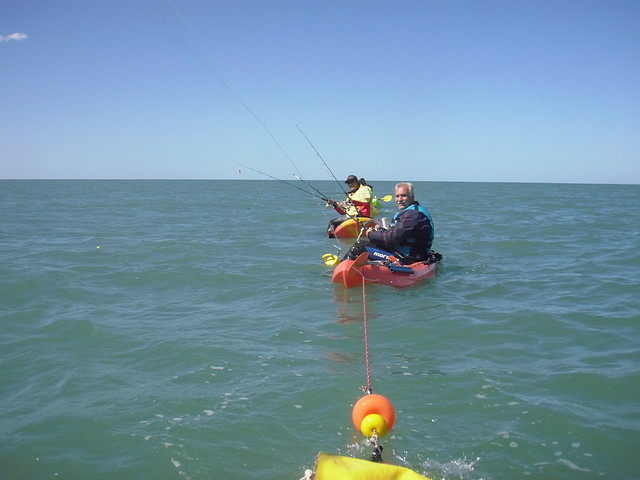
1,179 -> 638,480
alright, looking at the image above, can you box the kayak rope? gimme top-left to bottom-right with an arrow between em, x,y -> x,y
346,260 -> 381,285
299,269 -> 414,477
299,469 -> 313,480
361,274 -> 373,394
360,276 -> 387,463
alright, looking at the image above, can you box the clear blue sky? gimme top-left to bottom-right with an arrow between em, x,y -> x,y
2,0 -> 639,183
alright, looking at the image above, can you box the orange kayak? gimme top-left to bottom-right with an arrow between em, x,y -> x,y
331,252 -> 440,288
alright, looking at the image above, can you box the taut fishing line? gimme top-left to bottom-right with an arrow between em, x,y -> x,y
165,0 -> 304,178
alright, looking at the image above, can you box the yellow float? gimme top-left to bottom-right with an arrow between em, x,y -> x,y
360,413 -> 388,438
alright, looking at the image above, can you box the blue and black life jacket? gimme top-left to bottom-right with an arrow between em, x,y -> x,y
392,202 -> 434,258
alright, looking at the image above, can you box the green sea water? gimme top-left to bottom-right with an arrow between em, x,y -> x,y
1,180 -> 638,480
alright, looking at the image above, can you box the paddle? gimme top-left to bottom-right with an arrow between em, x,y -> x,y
381,195 -> 392,202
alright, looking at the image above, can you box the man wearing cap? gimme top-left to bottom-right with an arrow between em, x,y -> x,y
326,175 -> 374,236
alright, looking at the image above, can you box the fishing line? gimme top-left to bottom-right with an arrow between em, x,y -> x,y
238,164 -> 329,202
238,169 -> 268,211
293,174 -> 333,204
165,1 -> 361,221
165,0 -> 303,176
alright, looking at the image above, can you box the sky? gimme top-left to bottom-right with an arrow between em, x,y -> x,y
1,0 -> 639,184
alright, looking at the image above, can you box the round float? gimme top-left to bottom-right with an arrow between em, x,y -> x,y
360,413 -> 388,437
352,394 -> 395,433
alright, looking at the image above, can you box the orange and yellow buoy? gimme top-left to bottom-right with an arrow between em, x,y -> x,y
352,394 -> 395,438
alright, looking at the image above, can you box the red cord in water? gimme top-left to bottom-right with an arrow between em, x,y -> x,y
361,275 -> 373,393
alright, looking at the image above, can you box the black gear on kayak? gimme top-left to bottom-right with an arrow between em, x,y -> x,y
370,444 -> 383,463
427,251 -> 443,264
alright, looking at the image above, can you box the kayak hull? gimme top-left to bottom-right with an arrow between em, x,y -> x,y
331,252 -> 439,288
330,217 -> 378,240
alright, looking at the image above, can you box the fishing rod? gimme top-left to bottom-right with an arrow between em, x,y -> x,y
239,164 -> 331,203
294,124 -> 373,223
292,174 -> 336,206
295,125 -> 352,200
241,163 -> 367,242
293,126 -> 395,203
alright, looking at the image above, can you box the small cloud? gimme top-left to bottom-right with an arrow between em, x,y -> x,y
0,32 -> 28,43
